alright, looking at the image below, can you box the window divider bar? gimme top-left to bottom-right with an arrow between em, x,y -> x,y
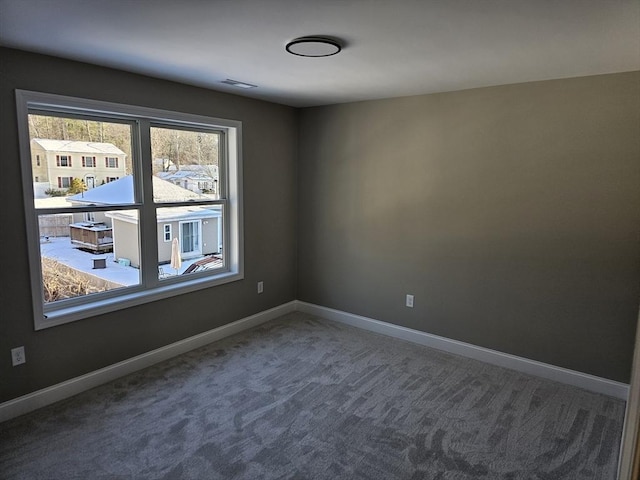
35,204 -> 144,216
153,200 -> 226,208
137,119 -> 159,289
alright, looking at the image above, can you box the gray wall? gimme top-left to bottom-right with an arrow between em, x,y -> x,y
1,47 -> 638,404
0,48 -> 298,403
298,72 -> 640,383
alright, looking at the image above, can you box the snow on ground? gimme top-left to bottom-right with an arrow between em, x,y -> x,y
34,197 -> 71,208
40,236 -> 200,286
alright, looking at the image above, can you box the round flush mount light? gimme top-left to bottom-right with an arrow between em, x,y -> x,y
286,36 -> 342,57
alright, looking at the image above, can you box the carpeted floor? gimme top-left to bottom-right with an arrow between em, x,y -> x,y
0,312 -> 626,479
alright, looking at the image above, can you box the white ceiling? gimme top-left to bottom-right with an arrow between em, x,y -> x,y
1,0 -> 638,107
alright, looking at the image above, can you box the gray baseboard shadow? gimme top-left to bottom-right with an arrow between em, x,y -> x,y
0,300 -> 629,424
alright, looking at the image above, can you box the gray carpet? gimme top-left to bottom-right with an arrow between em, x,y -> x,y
0,312 -> 626,479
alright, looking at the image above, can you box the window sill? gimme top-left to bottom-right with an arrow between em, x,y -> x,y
36,270 -> 243,330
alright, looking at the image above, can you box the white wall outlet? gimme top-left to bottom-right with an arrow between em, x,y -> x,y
257,281 -> 264,294
406,294 -> 414,308
11,346 -> 26,366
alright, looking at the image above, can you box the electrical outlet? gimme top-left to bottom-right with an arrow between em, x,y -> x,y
257,281 -> 264,294
406,294 -> 414,308
11,346 -> 26,366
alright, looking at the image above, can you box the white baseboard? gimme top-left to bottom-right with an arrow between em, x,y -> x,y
296,301 -> 630,400
1,299 -> 629,424
0,301 -> 297,423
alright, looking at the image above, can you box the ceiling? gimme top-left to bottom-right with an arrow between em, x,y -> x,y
1,0 -> 638,107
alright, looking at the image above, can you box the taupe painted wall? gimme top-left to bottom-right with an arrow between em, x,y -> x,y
298,72 -> 640,383
1,47 -> 638,404
0,48 -> 298,403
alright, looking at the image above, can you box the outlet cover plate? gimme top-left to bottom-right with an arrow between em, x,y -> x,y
406,294 -> 414,308
11,346 -> 26,366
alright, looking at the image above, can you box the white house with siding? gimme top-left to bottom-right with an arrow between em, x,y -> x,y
31,139 -> 127,196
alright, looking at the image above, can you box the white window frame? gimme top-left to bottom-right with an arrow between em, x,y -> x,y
16,90 -> 243,330
163,224 -> 172,242
105,157 -> 118,168
83,155 -> 96,167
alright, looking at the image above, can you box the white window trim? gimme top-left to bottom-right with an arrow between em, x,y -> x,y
16,90 -> 244,330
163,224 -> 172,242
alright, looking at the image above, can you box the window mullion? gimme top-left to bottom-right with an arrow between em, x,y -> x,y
137,119 -> 159,288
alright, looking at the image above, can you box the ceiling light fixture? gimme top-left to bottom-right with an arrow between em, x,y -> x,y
286,36 -> 342,57
221,79 -> 258,89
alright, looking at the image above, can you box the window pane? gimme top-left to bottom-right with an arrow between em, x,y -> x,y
157,205 -> 223,279
39,210 -> 141,304
28,114 -> 132,208
150,126 -> 220,203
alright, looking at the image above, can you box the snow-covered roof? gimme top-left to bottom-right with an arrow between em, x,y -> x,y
151,176 -> 211,201
156,170 -> 215,182
107,206 -> 221,224
172,164 -> 218,172
67,175 -> 210,205
34,197 -> 72,209
32,139 -> 126,156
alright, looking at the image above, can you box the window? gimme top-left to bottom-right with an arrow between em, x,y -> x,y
105,157 -> 118,168
57,155 -> 71,167
58,176 -> 72,188
17,90 -> 243,329
36,154 -> 40,166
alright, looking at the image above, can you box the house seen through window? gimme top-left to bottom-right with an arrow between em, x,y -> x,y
18,91 -> 243,329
